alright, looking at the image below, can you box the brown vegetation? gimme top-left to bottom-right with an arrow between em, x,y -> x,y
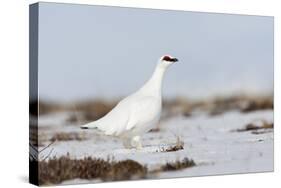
159,158 -> 195,171
236,120 -> 273,134
164,144 -> 184,152
67,100 -> 117,123
199,95 -> 273,116
163,95 -> 273,117
39,95 -> 273,122
38,156 -> 195,185
38,101 -> 66,115
161,137 -> 184,152
149,127 -> 161,132
38,100 -> 117,121
50,132 -> 87,142
39,156 -> 147,185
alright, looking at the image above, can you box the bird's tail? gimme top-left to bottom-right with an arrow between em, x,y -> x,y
80,121 -> 99,129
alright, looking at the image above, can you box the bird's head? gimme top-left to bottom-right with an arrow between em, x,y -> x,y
159,55 -> 179,68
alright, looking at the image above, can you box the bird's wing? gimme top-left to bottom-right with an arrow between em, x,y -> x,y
125,96 -> 159,131
93,101 -> 130,136
83,96 -> 159,136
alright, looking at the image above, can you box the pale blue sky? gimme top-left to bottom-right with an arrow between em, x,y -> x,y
38,2 -> 274,102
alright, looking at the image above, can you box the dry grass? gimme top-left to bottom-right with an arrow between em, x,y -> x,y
240,97 -> 273,113
38,95 -> 273,120
38,101 -> 66,115
67,101 -> 116,123
102,160 -> 147,181
251,129 -> 273,135
161,137 -> 184,152
205,95 -> 273,116
159,158 -> 195,171
38,155 -> 195,185
163,95 -> 273,117
38,100 -> 117,119
149,127 -> 161,132
236,120 -> 273,133
50,132 -> 87,142
39,156 -> 147,185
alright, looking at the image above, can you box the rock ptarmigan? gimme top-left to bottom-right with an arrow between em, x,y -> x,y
81,55 -> 178,149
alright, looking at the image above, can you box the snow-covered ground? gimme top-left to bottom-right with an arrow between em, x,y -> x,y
38,109 -> 273,183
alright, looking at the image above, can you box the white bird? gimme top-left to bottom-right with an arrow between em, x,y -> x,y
81,55 -> 178,149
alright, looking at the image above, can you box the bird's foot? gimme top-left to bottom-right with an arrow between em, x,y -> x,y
122,136 -> 143,150
132,136 -> 143,150
136,142 -> 143,150
122,138 -> 133,149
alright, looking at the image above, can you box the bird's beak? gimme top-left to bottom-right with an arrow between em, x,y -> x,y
172,58 -> 178,62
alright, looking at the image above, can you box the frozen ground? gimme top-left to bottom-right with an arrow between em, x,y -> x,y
38,109 -> 273,183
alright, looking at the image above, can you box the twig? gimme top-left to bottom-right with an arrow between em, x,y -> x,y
39,140 -> 55,153
41,148 -> 54,162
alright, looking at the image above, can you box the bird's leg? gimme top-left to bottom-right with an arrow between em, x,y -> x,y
131,136 -> 142,150
122,138 -> 133,149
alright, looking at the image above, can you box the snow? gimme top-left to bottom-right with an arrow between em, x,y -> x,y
38,109 -> 273,182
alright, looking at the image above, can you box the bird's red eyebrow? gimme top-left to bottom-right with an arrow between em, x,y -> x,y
162,55 -> 172,61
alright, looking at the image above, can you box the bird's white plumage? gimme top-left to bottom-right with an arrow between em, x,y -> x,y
81,55 -> 178,149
